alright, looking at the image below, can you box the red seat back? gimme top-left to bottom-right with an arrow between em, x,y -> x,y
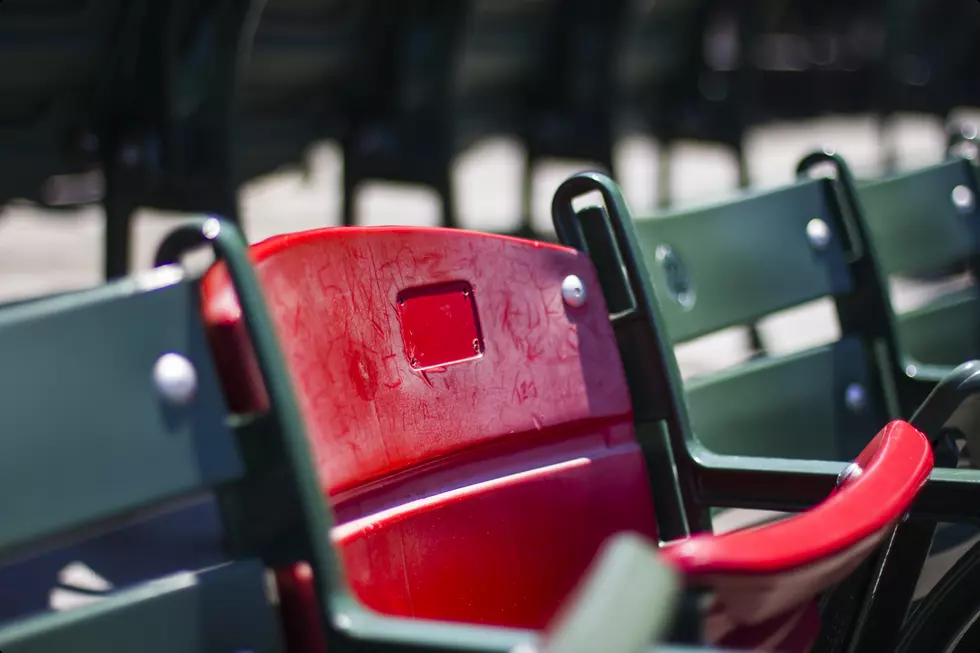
201,227 -> 659,629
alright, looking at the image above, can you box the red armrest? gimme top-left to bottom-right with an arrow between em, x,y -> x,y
660,420 -> 932,646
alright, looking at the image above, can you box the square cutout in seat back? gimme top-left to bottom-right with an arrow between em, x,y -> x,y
397,281 -> 484,370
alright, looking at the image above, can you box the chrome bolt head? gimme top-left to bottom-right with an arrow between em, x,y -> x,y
952,185 -> 975,213
153,353 -> 198,406
562,275 -> 587,308
837,462 -> 863,488
806,218 -> 832,250
845,382 -> 867,413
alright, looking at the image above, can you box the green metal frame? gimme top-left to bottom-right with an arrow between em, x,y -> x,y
551,169 -> 980,526
856,155 -> 980,410
554,152 -> 911,535
550,167 -> 980,652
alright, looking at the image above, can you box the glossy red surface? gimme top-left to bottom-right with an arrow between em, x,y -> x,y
661,419 -> 933,651
202,224 -> 934,653
201,226 -> 659,630
397,280 -> 483,370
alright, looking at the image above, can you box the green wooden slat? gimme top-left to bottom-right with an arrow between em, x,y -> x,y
633,178 -> 852,343
899,289 -> 980,367
0,266 -> 241,555
686,337 -> 883,462
0,561 -> 283,653
859,159 -> 980,276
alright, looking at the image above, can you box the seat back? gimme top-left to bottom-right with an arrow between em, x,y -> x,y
201,226 -> 660,629
858,157 -> 980,369
626,177 -> 893,463
0,265 -> 288,652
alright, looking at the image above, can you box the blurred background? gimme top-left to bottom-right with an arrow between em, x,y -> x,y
1,0 -> 980,379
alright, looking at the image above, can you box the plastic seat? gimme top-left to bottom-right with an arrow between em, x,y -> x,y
202,226 -> 660,629
202,222 -> 932,651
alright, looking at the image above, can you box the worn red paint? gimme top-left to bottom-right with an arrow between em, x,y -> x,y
201,226 -> 933,653
201,226 -> 658,632
396,280 -> 483,370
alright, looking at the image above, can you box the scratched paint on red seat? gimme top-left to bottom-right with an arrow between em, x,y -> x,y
201,226 -> 659,629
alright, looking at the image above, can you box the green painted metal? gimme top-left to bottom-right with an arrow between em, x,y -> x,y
898,288 -> 980,369
551,167 -> 895,527
628,170 -> 890,467
0,266 -> 239,558
858,159 -> 979,277
857,158 -> 980,392
632,178 -> 851,343
0,220 -> 314,653
686,337 -> 882,462
0,562 -> 283,653
551,168 -> 980,528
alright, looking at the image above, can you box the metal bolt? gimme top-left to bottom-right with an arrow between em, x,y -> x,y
510,645 -> 539,653
844,382 -> 867,412
561,275 -> 587,308
952,185 -> 975,213
153,353 -> 198,406
806,218 -> 832,250
836,462 -> 863,488
334,613 -> 353,630
655,244 -> 696,309
202,217 -> 222,240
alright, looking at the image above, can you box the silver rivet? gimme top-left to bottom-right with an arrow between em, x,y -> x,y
153,353 -> 198,406
906,364 -> 918,378
561,275 -> 587,308
844,382 -> 867,412
203,217 -> 221,240
837,462 -> 863,487
510,645 -> 538,653
334,613 -> 353,630
655,244 -> 696,309
806,218 -> 832,250
952,185 -> 975,213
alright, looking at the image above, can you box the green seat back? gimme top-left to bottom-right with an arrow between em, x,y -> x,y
858,158 -> 980,368
631,179 -> 889,462
0,265 -> 286,652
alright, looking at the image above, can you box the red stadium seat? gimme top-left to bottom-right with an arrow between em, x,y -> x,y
201,226 -> 932,652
